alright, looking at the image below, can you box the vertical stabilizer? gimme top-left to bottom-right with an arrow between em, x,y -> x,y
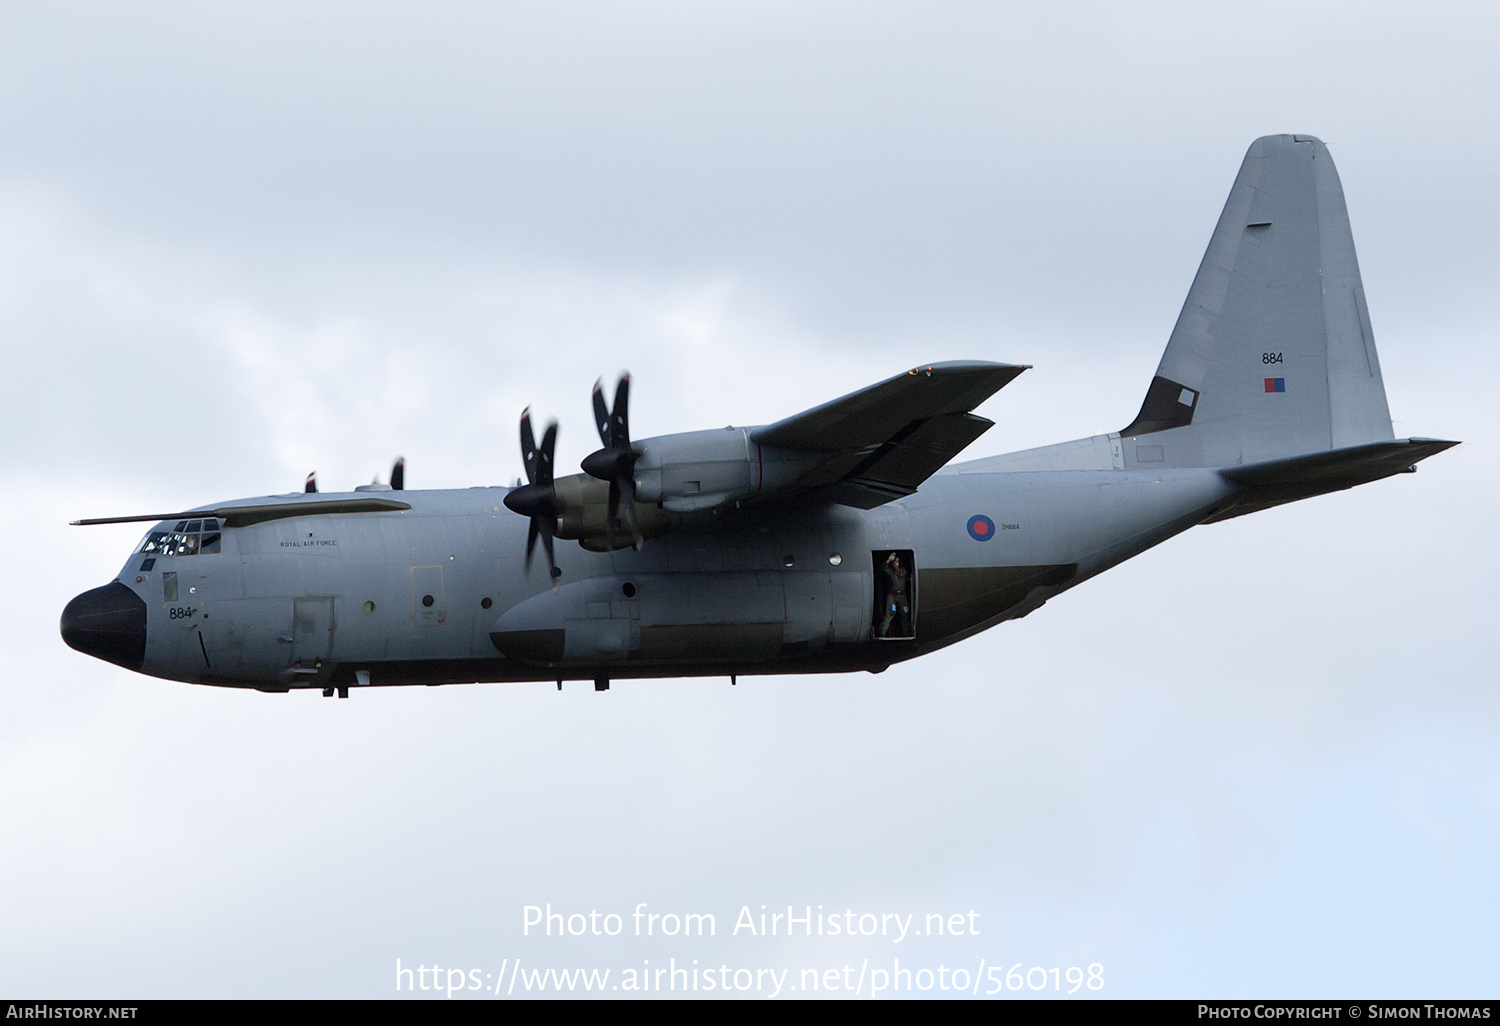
1120,135 -> 1394,469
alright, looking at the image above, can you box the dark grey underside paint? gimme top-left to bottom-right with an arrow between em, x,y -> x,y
314,563 -> 1080,688
490,624 -> 789,666
211,650 -> 905,690
916,564 -> 1077,642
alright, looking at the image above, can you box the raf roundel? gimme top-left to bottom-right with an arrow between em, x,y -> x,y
967,514 -> 996,541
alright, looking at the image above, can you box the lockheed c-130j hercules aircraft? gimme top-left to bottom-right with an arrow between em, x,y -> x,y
62,135 -> 1456,696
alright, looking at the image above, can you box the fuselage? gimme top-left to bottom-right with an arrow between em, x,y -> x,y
61,459 -> 1237,692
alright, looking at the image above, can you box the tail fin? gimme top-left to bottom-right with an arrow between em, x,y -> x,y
1121,134 -> 1394,469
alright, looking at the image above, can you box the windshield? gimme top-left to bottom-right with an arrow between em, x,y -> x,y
138,518 -> 221,557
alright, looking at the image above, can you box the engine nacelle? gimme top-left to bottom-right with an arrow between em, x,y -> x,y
551,429 -> 827,551
552,474 -> 664,552
632,428 -> 824,513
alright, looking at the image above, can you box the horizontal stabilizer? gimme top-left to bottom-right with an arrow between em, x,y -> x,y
1220,437 -> 1458,486
1207,437 -> 1458,521
72,496 -> 413,527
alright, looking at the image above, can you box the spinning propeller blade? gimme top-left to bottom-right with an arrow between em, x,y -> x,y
581,373 -> 643,550
503,408 -> 561,583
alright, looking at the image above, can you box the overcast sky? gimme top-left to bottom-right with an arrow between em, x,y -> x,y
1,2 -> 1496,999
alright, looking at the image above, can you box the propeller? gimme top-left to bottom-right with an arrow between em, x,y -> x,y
580,373 -> 643,550
502,409 -> 561,582
307,458 -> 401,494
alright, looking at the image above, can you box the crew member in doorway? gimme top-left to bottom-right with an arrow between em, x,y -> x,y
880,552 -> 912,638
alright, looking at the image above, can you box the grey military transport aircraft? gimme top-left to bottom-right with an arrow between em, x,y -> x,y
61,135 -> 1456,697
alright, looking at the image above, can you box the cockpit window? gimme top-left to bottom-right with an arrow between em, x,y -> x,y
139,526 -> 220,557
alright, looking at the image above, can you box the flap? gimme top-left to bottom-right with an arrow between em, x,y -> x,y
817,412 -> 996,509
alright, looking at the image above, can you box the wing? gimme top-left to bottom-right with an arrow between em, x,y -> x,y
72,495 -> 412,527
751,360 -> 1027,508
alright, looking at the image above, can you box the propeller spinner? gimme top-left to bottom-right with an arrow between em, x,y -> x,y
580,373 -> 643,550
502,409 -> 562,581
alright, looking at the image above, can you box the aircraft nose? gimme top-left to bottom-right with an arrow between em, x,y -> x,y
61,582 -> 148,672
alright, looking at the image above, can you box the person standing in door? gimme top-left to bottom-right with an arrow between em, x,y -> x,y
880,552 -> 911,638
